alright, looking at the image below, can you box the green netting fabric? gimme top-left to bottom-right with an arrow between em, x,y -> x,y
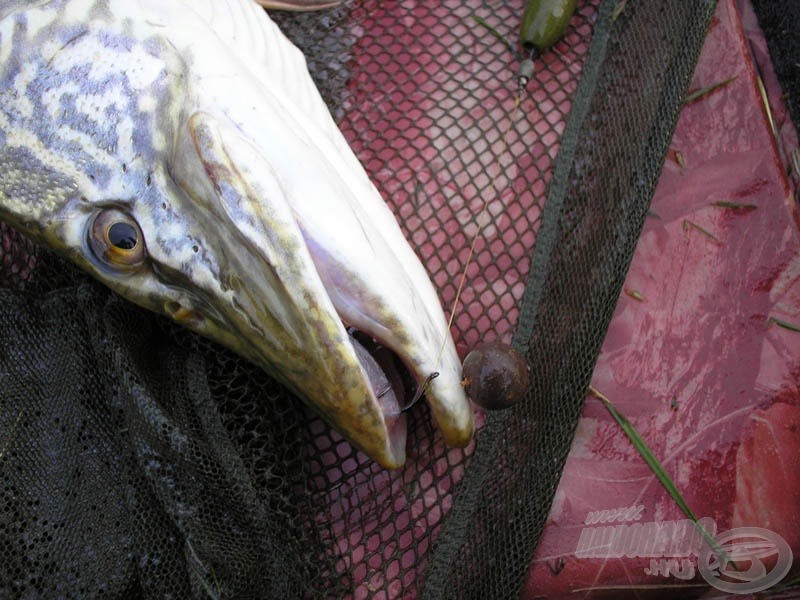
0,275 -> 334,597
0,0 -> 715,597
422,1 -> 716,597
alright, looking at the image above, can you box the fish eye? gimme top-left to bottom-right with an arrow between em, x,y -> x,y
88,208 -> 147,272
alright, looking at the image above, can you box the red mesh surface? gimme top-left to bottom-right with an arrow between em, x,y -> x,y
272,1 -> 599,596
339,1 -> 595,355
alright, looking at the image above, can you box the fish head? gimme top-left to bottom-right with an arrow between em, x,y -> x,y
0,0 -> 474,468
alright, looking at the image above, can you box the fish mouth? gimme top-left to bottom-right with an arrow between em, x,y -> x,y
224,268 -> 447,469
217,243 -> 456,469
233,234 -> 469,469
172,112 -> 473,469
344,327 -> 408,456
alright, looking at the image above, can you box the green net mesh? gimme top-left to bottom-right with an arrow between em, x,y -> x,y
0,0 -> 717,597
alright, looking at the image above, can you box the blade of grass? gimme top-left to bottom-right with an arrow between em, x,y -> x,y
685,76 -> 737,104
589,387 -> 698,519
683,219 -> 721,244
768,316 -> 800,332
711,201 -> 758,211
755,73 -> 777,141
471,15 -> 521,60
624,288 -> 645,302
747,39 -> 778,143
185,538 -> 222,599
588,386 -> 735,568
611,0 -> 629,22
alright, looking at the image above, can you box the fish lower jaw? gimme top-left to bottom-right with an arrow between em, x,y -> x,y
343,322 -> 474,467
346,327 -> 409,465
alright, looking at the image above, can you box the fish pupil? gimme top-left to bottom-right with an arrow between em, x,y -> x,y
108,222 -> 138,250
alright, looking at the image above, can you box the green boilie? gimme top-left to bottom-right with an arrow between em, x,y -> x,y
520,0 -> 578,51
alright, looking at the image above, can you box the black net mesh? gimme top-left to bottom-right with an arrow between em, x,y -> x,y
751,0 -> 800,130
0,0 -> 718,598
421,1 -> 717,597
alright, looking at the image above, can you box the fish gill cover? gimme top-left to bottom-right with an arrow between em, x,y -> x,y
0,0 -> 798,598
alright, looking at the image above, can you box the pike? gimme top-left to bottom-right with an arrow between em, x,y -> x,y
0,0 -> 474,468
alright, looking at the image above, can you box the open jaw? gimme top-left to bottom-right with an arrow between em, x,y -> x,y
346,326 -> 410,463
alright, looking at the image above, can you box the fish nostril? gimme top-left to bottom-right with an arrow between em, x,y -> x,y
165,300 -> 204,326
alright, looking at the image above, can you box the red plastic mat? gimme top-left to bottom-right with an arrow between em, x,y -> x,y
524,0 -> 800,597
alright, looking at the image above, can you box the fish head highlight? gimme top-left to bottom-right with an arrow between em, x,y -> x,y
0,0 -> 474,468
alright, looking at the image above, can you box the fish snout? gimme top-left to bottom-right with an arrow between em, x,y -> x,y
169,112 -> 413,467
168,110 -> 473,467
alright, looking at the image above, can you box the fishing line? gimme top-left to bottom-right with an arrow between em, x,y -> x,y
439,94 -> 523,357
400,86 -> 525,413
